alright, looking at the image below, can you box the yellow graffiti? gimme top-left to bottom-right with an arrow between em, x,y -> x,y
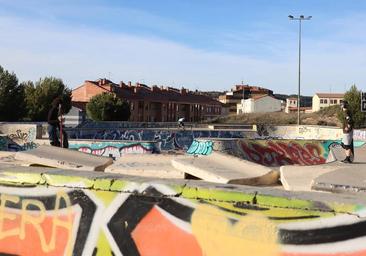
192,204 -> 279,256
0,191 -> 74,255
0,194 -> 20,239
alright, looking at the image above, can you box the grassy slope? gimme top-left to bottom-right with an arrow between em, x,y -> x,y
214,105 -> 341,127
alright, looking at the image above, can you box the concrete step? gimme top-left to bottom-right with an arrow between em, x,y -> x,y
105,154 -> 184,179
171,152 -> 279,185
15,145 -> 113,171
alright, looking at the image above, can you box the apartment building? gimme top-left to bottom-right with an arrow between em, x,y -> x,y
72,79 -> 222,122
312,93 -> 344,112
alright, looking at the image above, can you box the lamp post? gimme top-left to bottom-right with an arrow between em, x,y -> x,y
288,15 -> 312,125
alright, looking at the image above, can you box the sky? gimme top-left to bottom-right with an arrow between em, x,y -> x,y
0,0 -> 366,95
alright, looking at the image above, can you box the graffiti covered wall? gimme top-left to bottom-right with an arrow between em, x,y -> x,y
66,128 -> 246,151
189,138 -> 342,167
0,169 -> 365,256
0,124 -> 40,151
68,140 -> 159,158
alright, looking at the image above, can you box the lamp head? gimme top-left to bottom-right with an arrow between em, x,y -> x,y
288,15 -> 294,19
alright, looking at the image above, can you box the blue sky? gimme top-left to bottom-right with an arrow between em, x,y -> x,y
0,0 -> 366,95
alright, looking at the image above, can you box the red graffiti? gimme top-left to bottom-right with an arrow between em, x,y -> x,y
240,141 -> 326,167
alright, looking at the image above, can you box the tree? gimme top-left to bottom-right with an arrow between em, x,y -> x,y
337,84 -> 366,128
24,77 -> 72,121
87,92 -> 131,121
0,65 -> 26,121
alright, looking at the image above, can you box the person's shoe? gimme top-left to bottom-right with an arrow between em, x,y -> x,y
341,157 -> 352,163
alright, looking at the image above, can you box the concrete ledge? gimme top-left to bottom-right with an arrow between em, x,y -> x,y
14,145 -> 113,171
105,154 -> 185,179
172,152 -> 279,185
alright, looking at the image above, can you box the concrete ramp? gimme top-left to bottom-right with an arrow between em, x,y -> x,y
280,163 -> 343,191
0,151 -> 31,166
196,138 -> 337,167
172,152 -> 279,185
15,145 -> 113,171
329,142 -> 366,163
312,165 -> 366,194
105,154 -> 185,179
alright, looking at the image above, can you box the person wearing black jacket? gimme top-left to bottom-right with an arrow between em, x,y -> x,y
47,97 -> 62,147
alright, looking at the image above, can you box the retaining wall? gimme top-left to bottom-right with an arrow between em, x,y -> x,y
0,167 -> 365,255
189,138 -> 347,166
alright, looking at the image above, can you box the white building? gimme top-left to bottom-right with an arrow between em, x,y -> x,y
312,93 -> 344,112
237,95 -> 281,114
64,106 -> 86,128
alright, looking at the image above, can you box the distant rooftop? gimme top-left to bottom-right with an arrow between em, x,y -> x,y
315,93 -> 344,98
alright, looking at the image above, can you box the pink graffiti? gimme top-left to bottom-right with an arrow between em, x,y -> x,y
240,141 -> 326,167
77,145 -> 152,157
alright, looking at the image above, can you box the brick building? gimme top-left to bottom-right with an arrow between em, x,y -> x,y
218,84 -> 273,114
72,79 -> 222,122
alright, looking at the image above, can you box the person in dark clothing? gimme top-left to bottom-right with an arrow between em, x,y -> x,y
340,101 -> 354,163
47,97 -> 62,147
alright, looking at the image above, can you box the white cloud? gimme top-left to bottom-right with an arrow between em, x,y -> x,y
0,11 -> 365,95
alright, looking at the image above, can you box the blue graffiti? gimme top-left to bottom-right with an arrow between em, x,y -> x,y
66,128 -> 245,151
187,140 -> 213,155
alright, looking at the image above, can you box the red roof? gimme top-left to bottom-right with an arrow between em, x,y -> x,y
74,79 -> 222,106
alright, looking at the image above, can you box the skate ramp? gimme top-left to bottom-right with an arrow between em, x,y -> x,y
172,152 -> 279,185
105,154 -> 185,179
194,138 -> 338,167
15,145 -> 113,171
312,165 -> 366,194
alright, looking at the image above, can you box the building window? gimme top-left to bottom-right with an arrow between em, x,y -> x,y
320,99 -> 324,104
324,99 -> 328,104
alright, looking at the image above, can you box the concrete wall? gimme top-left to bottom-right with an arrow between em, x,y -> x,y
0,123 -> 42,151
0,167 -> 365,255
253,124 -> 344,140
190,138 -> 341,167
67,140 -> 159,158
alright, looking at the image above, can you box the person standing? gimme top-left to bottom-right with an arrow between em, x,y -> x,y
341,101 -> 354,163
47,97 -> 62,147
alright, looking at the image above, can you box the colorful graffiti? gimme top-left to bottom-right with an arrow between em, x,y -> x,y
0,170 -> 364,255
196,138 -> 340,167
65,128 -> 245,151
68,141 -> 157,158
187,140 -> 213,155
0,134 -> 38,152
238,140 -> 336,166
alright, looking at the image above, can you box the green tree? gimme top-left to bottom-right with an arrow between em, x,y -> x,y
0,66 -> 26,121
24,77 -> 72,121
87,92 -> 131,121
337,84 -> 366,128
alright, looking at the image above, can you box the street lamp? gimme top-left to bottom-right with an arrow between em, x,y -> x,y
288,15 -> 312,125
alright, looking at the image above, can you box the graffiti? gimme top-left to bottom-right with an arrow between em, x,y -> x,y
238,140 -> 335,166
0,136 -> 7,151
66,128 -> 245,151
187,140 -> 213,155
0,135 -> 38,152
240,140 -> 329,166
0,127 -> 38,151
0,188 -> 96,256
8,129 -> 30,142
0,171 -> 365,255
69,142 -> 156,158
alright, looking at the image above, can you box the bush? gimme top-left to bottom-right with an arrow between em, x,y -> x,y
86,92 -> 131,121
